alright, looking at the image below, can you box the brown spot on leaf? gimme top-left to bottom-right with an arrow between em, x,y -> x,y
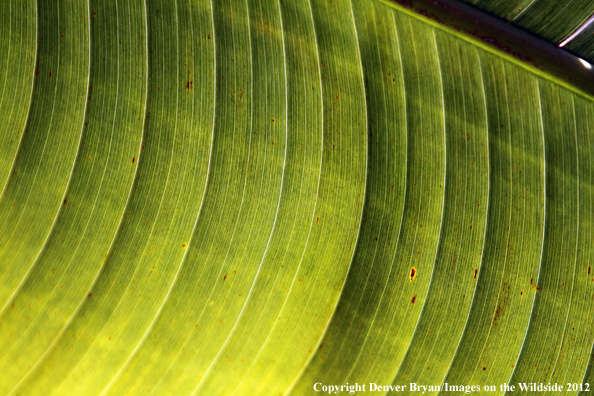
316,216 -> 319,224
410,267 -> 416,281
493,302 -> 502,323
411,296 -> 416,304
132,157 -> 135,164
223,274 -> 227,280
474,269 -> 478,279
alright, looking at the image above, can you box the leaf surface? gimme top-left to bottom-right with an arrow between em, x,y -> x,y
1,0 -> 594,395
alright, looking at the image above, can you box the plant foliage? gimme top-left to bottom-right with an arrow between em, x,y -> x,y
0,0 -> 593,395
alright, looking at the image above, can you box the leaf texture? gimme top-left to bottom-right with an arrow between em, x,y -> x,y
0,0 -> 594,395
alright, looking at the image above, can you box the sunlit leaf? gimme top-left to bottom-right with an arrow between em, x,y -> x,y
1,0 -> 593,395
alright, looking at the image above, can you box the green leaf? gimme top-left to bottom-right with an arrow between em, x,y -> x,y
458,0 -> 594,63
0,0 -> 593,395
466,0 -> 594,44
